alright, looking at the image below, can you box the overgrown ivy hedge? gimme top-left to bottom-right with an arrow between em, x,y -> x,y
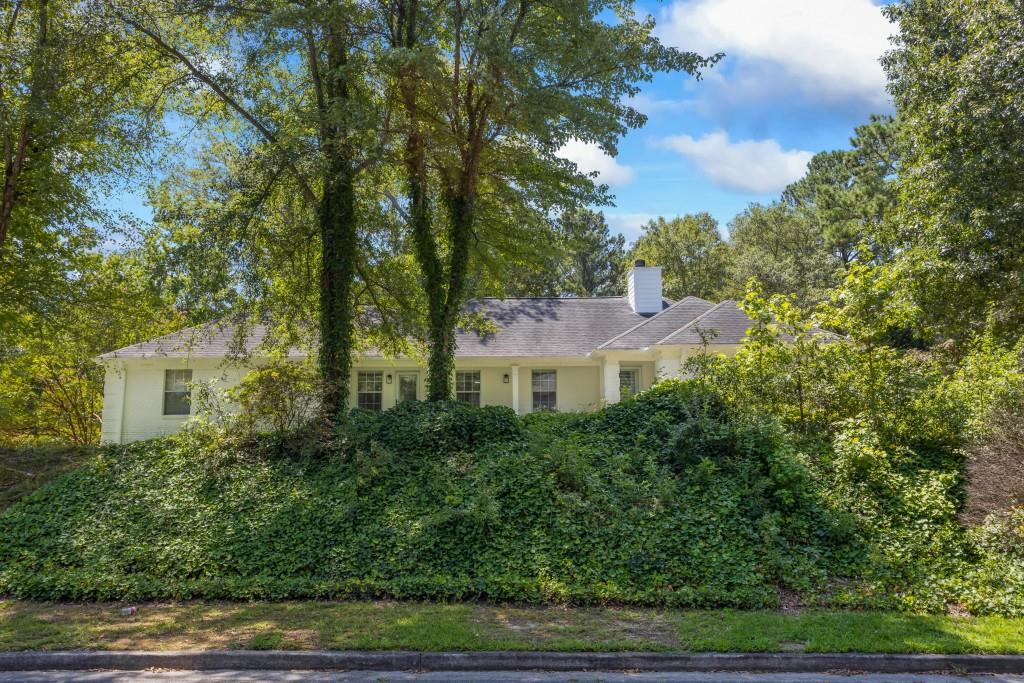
1,382 -> 1021,613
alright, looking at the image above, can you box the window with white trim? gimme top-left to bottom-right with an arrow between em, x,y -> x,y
531,369 -> 557,412
357,371 -> 384,411
163,369 -> 193,416
455,371 -> 481,406
619,367 -> 641,399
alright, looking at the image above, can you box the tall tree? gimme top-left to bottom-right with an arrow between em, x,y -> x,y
727,203 -> 837,308
883,0 -> 1024,339
783,115 -> 899,267
557,209 -> 626,297
491,209 -> 626,297
630,213 -> 730,300
114,0 -> 386,423
1,0 -> 170,334
388,0 -> 716,400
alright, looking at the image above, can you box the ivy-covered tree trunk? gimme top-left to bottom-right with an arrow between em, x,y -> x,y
395,0 -> 466,402
407,161 -> 476,401
316,25 -> 357,424
428,190 -> 474,400
318,157 -> 356,423
405,155 -> 454,400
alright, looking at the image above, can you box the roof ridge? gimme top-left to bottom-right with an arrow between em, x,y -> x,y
654,300 -> 733,345
595,296 -> 707,350
472,295 -> 627,301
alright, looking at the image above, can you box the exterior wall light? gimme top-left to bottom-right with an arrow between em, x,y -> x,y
386,374 -> 393,384
503,374 -> 510,383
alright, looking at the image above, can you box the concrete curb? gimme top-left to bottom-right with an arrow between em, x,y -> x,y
1,651 -> 1024,674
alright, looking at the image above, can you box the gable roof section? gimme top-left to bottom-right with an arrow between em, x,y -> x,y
97,322 -> 286,360
99,297 -> 673,360
655,300 -> 837,346
597,296 -> 715,350
655,300 -> 752,345
453,297 -> 670,357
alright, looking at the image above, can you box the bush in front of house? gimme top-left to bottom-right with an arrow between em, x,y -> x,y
0,384 -> 751,606
2,378 -> 1022,615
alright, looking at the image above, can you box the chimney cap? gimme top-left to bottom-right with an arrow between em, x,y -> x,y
634,259 -> 646,268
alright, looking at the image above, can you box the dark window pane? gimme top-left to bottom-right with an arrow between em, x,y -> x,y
357,371 -> 383,411
357,392 -> 382,411
619,369 -> 639,398
164,391 -> 191,416
532,370 -> 556,412
163,369 -> 193,415
398,374 -> 418,402
456,371 -> 481,406
456,391 -> 481,407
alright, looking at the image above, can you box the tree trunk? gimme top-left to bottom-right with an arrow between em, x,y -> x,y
406,175 -> 475,402
316,23 -> 357,425
393,0 -> 483,401
0,131 -> 30,255
395,0 -> 457,401
318,156 -> 356,423
0,0 -> 49,258
428,190 -> 475,401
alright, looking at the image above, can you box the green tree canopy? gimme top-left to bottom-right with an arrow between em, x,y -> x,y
485,209 -> 626,298
557,209 -> 627,297
783,115 -> 899,267
884,0 -> 1024,340
726,203 -> 837,308
630,213 -> 729,300
0,250 -> 179,445
388,0 -> 716,399
1,0 -> 173,338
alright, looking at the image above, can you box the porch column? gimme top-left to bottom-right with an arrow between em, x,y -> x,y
510,364 -> 520,415
602,358 -> 621,405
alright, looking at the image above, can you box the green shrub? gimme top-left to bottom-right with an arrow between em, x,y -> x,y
0,385 -> 795,607
340,400 -> 523,457
229,360 -> 321,433
0,380 -> 1020,614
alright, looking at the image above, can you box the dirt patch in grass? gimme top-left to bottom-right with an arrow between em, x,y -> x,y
483,606 -> 680,651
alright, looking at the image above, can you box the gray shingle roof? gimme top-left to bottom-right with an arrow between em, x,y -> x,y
655,300 -> 835,346
655,301 -> 752,345
597,296 -> 715,350
98,296 -> 833,361
454,297 -> 670,357
97,322 -> 287,360
99,297 -> 673,360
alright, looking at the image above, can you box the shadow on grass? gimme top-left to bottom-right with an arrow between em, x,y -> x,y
3,601 -> 1024,654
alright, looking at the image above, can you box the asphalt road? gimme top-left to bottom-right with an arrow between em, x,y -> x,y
1,673 -> 1023,682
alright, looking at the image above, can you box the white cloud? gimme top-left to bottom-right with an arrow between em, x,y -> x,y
659,130 -> 813,193
557,139 -> 636,187
605,212 -> 656,236
657,0 -> 892,105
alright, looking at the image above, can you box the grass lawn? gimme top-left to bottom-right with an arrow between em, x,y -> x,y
1,600 -> 1023,653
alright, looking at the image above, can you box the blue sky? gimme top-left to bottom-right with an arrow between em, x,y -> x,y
107,0 -> 896,245
562,0 -> 897,240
